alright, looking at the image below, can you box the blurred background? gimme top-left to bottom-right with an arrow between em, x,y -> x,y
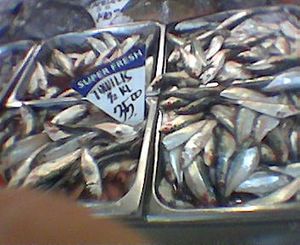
1,0 -> 300,45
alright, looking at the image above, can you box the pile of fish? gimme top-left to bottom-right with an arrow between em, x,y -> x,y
0,47 -> 27,95
152,7 -> 300,208
22,32 -> 154,101
0,102 -> 144,202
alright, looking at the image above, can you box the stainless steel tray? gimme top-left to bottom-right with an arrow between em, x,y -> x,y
7,21 -> 164,107
0,40 -> 37,107
0,97 -> 158,217
146,4 -> 300,223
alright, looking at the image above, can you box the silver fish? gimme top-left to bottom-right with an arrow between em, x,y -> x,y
43,121 -> 71,141
20,104 -> 36,136
191,39 -> 207,66
184,156 -> 216,205
280,20 -> 300,40
237,100 -> 300,119
35,62 -> 48,91
244,178 -> 300,206
81,148 -> 102,198
266,128 -> 289,163
274,36 -> 291,55
160,113 -> 203,134
262,68 -> 300,92
167,33 -> 186,46
1,133 -> 50,172
225,146 -> 259,197
7,144 -> 49,188
162,120 -> 207,151
52,49 -> 74,77
206,35 -> 224,60
254,115 -> 280,142
270,162 -> 300,178
215,127 -> 236,195
23,149 -> 81,187
210,105 -> 236,134
182,120 -> 217,168
51,104 -> 88,125
203,135 -> 215,167
236,170 -> 292,196
290,128 -> 300,160
169,146 -> 183,184
45,65 -> 65,77
158,178 -> 175,204
179,47 -> 202,77
102,32 -> 118,49
87,37 -> 108,54
43,86 -> 61,99
236,108 -> 256,145
200,50 -> 226,84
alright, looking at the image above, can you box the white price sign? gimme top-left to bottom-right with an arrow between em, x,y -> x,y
87,0 -> 131,27
71,45 -> 146,126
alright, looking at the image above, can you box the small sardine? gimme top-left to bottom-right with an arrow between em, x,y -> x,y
160,113 -> 203,134
51,104 -> 88,125
210,105 -> 236,134
169,146 -> 183,184
236,108 -> 256,145
206,35 -> 224,60
243,178 -> 300,206
184,156 -> 216,205
160,97 -> 190,110
23,149 -> 81,188
162,120 -> 207,151
52,49 -> 74,77
236,170 -> 293,196
1,133 -> 50,172
225,146 -> 259,197
81,148 -> 102,198
253,115 -> 280,142
215,127 -> 236,195
182,120 -> 217,168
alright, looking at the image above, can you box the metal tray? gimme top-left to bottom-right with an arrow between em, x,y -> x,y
7,21 -> 164,107
0,96 -> 158,217
146,5 -> 300,223
0,40 -> 37,107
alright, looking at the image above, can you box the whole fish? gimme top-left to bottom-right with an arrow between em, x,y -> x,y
210,105 -> 236,134
182,120 -> 217,168
176,97 -> 218,115
1,133 -> 50,172
260,144 -> 277,163
20,105 -> 36,136
262,68 -> 300,92
225,146 -> 259,197
203,135 -> 215,167
184,156 -> 216,205
236,100 -> 300,119
160,113 -> 203,134
52,49 -> 74,77
23,149 -> 81,188
236,170 -> 293,196
162,120 -> 207,151
253,115 -> 280,142
215,127 -> 236,195
51,104 -> 88,125
7,144 -> 49,188
206,35 -> 224,60
235,108 -> 256,145
243,178 -> 300,206
81,148 -> 102,198
169,146 -> 183,184
160,97 -> 190,111
270,162 -> 300,178
200,50 -> 226,84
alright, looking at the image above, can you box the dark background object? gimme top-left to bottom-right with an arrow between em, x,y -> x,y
7,0 -> 95,42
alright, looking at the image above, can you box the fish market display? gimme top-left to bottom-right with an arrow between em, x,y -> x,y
0,41 -> 33,97
16,32 -> 155,102
0,101 -> 144,202
154,6 -> 300,208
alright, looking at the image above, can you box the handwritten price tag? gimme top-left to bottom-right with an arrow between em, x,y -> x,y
71,45 -> 146,126
87,0 -> 131,28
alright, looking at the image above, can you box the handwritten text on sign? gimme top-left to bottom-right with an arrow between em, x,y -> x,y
71,45 -> 146,125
